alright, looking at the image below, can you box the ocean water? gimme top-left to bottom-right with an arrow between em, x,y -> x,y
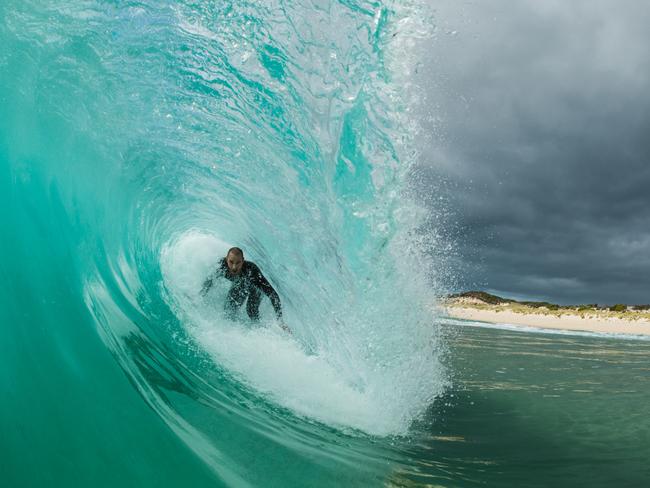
2,1 -> 649,487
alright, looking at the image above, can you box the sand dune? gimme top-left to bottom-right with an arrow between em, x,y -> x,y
444,304 -> 650,336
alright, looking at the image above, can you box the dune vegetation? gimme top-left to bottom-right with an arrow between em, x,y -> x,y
446,291 -> 650,322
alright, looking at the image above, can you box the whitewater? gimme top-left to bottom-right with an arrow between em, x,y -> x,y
1,0 -> 450,486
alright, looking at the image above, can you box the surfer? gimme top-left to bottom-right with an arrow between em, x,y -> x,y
200,247 -> 290,333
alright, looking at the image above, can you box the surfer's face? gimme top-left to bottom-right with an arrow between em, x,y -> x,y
226,253 -> 244,275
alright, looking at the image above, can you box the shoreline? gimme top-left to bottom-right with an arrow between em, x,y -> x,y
444,305 -> 650,337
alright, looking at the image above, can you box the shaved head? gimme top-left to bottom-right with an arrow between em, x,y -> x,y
227,247 -> 243,258
225,247 -> 244,276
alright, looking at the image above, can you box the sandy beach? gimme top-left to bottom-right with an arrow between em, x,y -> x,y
444,302 -> 650,337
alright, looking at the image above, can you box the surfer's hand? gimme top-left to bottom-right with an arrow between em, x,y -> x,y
200,278 -> 213,296
279,320 -> 292,334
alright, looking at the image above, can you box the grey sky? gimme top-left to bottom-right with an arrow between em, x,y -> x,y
415,0 -> 650,305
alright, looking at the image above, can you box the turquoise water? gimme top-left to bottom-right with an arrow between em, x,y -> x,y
2,1 -> 649,487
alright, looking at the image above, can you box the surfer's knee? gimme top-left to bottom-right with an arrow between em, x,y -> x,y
246,300 -> 260,320
246,293 -> 261,320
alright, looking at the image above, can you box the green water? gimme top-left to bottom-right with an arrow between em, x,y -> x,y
2,0 -> 649,486
408,325 -> 650,487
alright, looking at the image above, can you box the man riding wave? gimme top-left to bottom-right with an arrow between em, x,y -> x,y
201,247 -> 290,332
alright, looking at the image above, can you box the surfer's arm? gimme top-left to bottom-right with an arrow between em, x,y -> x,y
252,266 -> 283,320
200,276 -> 214,296
200,260 -> 227,296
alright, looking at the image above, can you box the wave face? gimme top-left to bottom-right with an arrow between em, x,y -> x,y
1,0 -> 447,486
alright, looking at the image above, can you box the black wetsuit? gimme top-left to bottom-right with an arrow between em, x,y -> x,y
201,258 -> 283,321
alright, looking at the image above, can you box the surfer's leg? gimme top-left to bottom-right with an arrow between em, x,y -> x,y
246,288 -> 261,321
225,283 -> 247,319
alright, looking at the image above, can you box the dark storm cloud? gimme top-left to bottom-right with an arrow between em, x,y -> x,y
416,0 -> 650,304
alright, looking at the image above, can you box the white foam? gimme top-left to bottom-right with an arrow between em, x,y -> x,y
160,230 -> 420,435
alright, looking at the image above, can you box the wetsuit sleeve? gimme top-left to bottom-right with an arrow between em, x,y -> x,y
200,259 -> 227,296
251,264 -> 283,319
